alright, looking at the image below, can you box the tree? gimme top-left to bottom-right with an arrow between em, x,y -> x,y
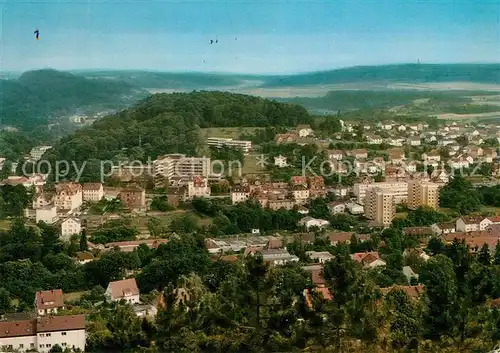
79,229 -> 88,252
0,287 -> 10,314
478,243 -> 491,265
494,240 -> 500,266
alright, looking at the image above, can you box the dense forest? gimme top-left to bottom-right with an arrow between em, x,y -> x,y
0,69 -> 149,129
43,91 -> 313,180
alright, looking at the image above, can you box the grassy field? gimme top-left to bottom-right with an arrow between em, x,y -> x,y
130,210 -> 213,233
0,219 -> 11,230
64,291 -> 88,303
241,154 -> 268,175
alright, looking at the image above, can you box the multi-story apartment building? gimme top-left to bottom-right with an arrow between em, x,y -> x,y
54,183 -> 83,211
206,137 -> 252,154
186,176 -> 211,199
0,315 -> 86,353
364,187 -> 396,227
153,154 -> 211,188
118,185 -> 146,211
407,180 -> 440,210
231,186 -> 250,204
353,181 -> 408,205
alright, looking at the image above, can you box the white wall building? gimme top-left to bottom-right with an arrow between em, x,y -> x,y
82,183 -> 104,202
353,181 -> 408,205
36,206 -> 58,225
187,176 -> 211,199
105,278 -> 140,304
54,183 -> 83,211
206,137 -> 252,154
0,315 -> 86,353
30,146 -> 52,161
60,218 -> 81,241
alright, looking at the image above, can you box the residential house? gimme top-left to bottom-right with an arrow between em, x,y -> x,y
104,239 -> 169,252
365,134 -> 383,145
328,232 -> 354,245
187,176 -> 211,199
231,186 -> 250,204
82,183 -> 104,202
35,206 -> 58,225
275,133 -> 298,144
349,149 -> 368,160
60,218 -> 81,241
299,216 -> 330,230
422,150 -> 441,163
54,183 -> 83,212
35,290 -> 65,316
327,149 -> 344,160
431,222 -> 456,235
105,278 -> 140,304
118,185 -> 146,211
327,201 -> 345,215
351,252 -> 386,268
306,251 -> 335,264
380,285 -> 425,300
296,124 -> 314,137
166,187 -> 187,207
407,136 -> 421,146
290,176 -> 308,188
33,193 -> 54,209
456,216 -> 485,232
389,149 -> 405,165
345,202 -> 364,215
402,266 -> 419,284
0,315 -> 86,353
292,185 -> 310,205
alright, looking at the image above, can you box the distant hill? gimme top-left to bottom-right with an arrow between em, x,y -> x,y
44,91 -> 311,181
0,69 -> 149,129
262,64 -> 500,88
74,70 -> 266,90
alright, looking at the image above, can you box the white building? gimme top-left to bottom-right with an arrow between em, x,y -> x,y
231,186 -> 250,204
36,206 -> 58,225
82,183 -> 104,202
306,251 -> 335,264
60,218 -> 81,241
105,278 -> 140,304
0,315 -> 86,353
299,217 -> 330,230
296,124 -> 314,137
54,183 -> 83,211
455,216 -> 485,232
327,202 -> 345,215
187,176 -> 211,199
30,146 -> 52,161
346,202 -> 364,215
153,154 -> 211,187
353,181 -> 408,205
206,137 -> 252,154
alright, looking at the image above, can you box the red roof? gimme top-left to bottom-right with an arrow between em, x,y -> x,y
35,289 -> 64,310
108,278 -> 139,300
37,315 -> 85,333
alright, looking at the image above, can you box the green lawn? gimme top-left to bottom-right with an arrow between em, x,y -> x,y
0,219 -> 11,230
241,154 -> 268,175
201,127 -> 263,139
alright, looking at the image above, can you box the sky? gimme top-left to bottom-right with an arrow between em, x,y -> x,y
0,0 -> 499,74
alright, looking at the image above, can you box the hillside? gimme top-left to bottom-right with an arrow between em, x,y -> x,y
44,91 -> 312,180
261,64 -> 500,88
0,69 -> 149,129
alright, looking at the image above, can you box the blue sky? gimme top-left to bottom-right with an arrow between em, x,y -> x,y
0,0 -> 499,74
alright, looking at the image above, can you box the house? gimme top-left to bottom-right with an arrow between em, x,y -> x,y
365,134 -> 384,145
187,176 -> 211,199
275,133 -> 298,144
105,278 -> 140,304
330,186 -> 350,198
261,249 -> 299,266
422,150 -> 441,162
380,285 -> 425,300
403,227 -> 433,237
402,266 -> 418,284
33,193 -> 54,209
351,252 -> 386,268
0,314 -> 86,353
327,149 -> 344,160
328,232 -> 355,245
35,206 -> 58,225
35,290 -> 65,316
296,124 -> 314,137
431,221 -> 456,235
299,217 -> 330,230
104,239 -> 168,252
274,155 -> 288,168
54,183 -> 83,212
456,216 -> 485,232
60,218 -> 81,241
407,136 -> 421,146
389,149 -> 405,164
349,149 -> 368,160
166,187 -> 187,207
75,252 -> 95,265
292,185 -> 310,205
345,202 -> 364,215
118,185 -> 146,210
290,176 -> 308,187
231,186 -> 250,204
82,183 -> 104,202
306,251 -> 335,264
327,201 -> 345,214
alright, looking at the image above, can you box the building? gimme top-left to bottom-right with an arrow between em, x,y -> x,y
364,187 -> 396,227
456,216 -> 485,232
327,201 -> 345,214
407,180 -> 440,210
118,185 -> 146,211
30,146 -> 52,161
306,251 -> 335,264
206,137 -> 252,154
231,186 -> 250,204
186,176 -> 211,199
353,181 -> 407,205
299,217 -> 330,229
351,252 -> 386,268
105,278 -> 140,304
60,218 -> 81,241
431,221 -> 456,235
103,239 -> 168,252
345,202 -> 364,215
82,183 -> 104,202
35,290 -> 65,316
35,206 -> 58,224
296,124 -> 314,137
292,185 -> 310,205
54,183 -> 83,212
0,315 -> 85,353
153,154 -> 211,187
260,249 -> 299,266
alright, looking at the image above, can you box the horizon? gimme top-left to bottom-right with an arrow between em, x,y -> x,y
0,1 -> 499,74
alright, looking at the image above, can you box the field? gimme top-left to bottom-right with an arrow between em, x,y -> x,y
0,219 -> 11,230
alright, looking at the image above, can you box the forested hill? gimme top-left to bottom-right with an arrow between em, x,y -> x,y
0,69 -> 149,129
44,91 -> 312,180
262,63 -> 500,87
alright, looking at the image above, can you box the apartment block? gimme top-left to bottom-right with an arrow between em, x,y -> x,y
353,181 -> 407,205
206,137 -> 252,154
407,180 -> 440,210
153,154 -> 211,188
364,187 -> 396,227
